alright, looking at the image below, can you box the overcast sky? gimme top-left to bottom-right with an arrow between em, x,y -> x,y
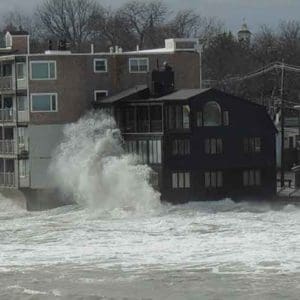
0,0 -> 299,32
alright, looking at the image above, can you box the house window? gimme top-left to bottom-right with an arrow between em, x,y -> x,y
203,101 -> 222,126
243,170 -> 261,186
18,127 -> 27,145
168,105 -> 190,129
138,140 -> 148,164
17,96 -> 28,111
125,139 -> 162,164
172,172 -> 190,189
3,63 -> 12,77
205,138 -> 223,154
172,139 -> 190,155
19,160 -> 29,178
205,171 -> 223,188
150,105 -> 163,132
94,59 -> 107,72
125,140 -> 137,154
223,111 -> 229,126
94,90 -> 108,102
244,137 -> 261,153
149,140 -> 162,164
16,63 -> 26,79
31,61 -> 56,80
31,93 -> 57,112
196,111 -> 203,127
129,58 -> 149,73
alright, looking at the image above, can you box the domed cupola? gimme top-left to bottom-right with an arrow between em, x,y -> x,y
238,20 -> 251,44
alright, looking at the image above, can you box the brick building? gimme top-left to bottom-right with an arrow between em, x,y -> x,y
0,31 -> 201,209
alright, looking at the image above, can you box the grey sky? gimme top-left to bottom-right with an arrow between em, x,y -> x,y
0,0 -> 299,32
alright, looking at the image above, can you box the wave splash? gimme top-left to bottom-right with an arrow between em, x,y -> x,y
50,111 -> 161,214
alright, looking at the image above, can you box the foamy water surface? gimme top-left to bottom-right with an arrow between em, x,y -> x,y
0,113 -> 299,299
0,198 -> 299,299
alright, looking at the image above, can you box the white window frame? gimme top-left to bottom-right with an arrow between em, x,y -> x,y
31,93 -> 58,113
94,59 -> 108,73
129,57 -> 149,73
30,61 -> 57,80
94,90 -> 108,101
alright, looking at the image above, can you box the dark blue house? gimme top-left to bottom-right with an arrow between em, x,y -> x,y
97,70 -> 277,203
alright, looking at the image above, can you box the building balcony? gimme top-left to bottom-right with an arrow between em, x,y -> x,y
0,76 -> 14,91
0,172 -> 15,187
0,109 -> 16,123
0,140 -> 16,155
18,110 -> 30,123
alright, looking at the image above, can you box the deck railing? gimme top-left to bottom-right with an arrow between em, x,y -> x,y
0,76 -> 13,90
0,109 -> 16,123
0,172 -> 15,187
0,140 -> 15,155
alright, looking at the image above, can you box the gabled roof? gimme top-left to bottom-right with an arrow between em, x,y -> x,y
100,85 -> 148,104
154,88 -> 211,101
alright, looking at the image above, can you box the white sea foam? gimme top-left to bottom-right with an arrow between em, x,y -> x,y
49,111 -> 161,215
0,193 -> 26,213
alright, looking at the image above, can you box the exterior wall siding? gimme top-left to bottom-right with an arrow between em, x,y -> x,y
28,124 -> 64,189
28,52 -> 200,125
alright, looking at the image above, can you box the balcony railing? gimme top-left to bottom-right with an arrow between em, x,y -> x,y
0,172 -> 15,187
0,140 -> 15,155
0,109 -> 16,123
0,76 -> 13,91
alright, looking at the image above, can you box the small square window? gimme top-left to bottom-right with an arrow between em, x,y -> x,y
205,171 -> 223,188
129,58 -> 149,73
31,93 -> 57,112
94,59 -> 107,72
94,90 -> 108,102
172,172 -> 191,189
31,61 -> 56,80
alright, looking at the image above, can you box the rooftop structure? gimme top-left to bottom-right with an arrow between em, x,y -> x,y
238,20 -> 252,44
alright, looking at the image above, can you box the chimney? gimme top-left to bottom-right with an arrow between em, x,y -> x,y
109,46 -> 114,54
151,62 -> 175,97
48,40 -> 53,50
5,31 -> 30,54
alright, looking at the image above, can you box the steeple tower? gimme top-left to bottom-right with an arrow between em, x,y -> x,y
238,19 -> 251,45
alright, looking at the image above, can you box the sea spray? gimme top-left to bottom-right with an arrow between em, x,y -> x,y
49,111 -> 161,214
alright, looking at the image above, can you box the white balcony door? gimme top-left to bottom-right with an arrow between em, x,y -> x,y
18,127 -> 29,153
17,96 -> 29,122
19,159 -> 30,187
16,62 -> 27,90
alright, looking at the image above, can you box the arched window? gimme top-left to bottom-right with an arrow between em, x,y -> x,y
203,101 -> 222,126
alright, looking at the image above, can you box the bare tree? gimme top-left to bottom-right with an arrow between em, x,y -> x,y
89,7 -> 136,51
166,10 -> 201,38
37,0 -> 102,50
119,0 -> 169,49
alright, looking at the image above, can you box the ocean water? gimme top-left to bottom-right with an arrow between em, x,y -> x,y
0,112 -> 299,299
0,197 -> 299,300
